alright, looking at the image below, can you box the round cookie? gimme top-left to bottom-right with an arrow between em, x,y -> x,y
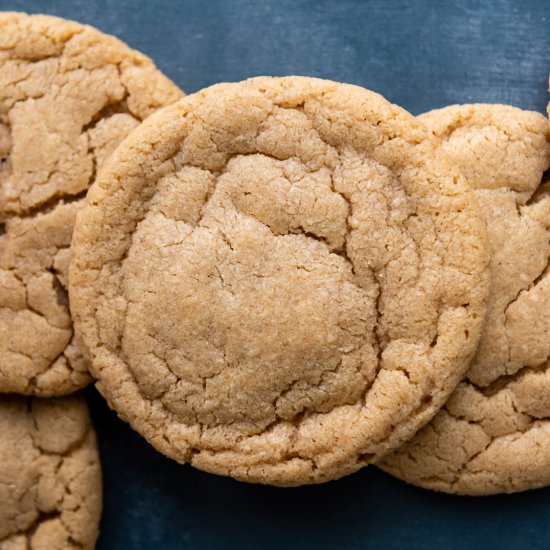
379,104 -> 550,495
0,393 -> 101,549
69,76 -> 489,486
0,12 -> 183,395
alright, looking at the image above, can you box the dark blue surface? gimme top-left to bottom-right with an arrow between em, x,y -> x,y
1,1 -> 549,548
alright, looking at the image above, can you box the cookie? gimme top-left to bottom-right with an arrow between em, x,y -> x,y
0,12 -> 183,396
0,393 -> 101,549
379,104 -> 550,495
69,76 -> 489,486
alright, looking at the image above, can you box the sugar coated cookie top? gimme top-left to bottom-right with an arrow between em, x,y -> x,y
70,77 -> 489,485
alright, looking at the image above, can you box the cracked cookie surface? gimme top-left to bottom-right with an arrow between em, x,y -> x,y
0,12 -> 183,396
0,393 -> 101,549
379,104 -> 550,495
69,76 -> 489,486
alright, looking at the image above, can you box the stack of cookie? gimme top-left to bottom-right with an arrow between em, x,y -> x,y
1,11 -> 549,547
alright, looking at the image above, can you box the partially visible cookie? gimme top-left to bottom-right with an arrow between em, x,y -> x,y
0,393 -> 101,549
0,12 -> 184,396
70,76 -> 489,486
379,104 -> 550,495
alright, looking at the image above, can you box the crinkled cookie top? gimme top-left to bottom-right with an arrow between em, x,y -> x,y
0,12 -> 183,396
0,394 -> 101,550
70,76 -> 489,486
379,104 -> 550,495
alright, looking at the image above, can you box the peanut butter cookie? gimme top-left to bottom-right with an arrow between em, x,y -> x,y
0,12 -> 183,396
70,77 -> 489,485
0,393 -> 101,549
379,104 -> 550,495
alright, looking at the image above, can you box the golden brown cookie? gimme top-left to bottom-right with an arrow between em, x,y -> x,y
69,76 -> 489,486
0,393 -> 101,549
0,12 -> 183,396
379,104 -> 550,495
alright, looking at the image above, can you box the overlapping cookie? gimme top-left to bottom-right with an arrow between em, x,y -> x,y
69,76 -> 490,485
0,12 -> 183,396
379,104 -> 550,495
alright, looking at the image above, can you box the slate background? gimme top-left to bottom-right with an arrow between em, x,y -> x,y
1,0 -> 550,548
